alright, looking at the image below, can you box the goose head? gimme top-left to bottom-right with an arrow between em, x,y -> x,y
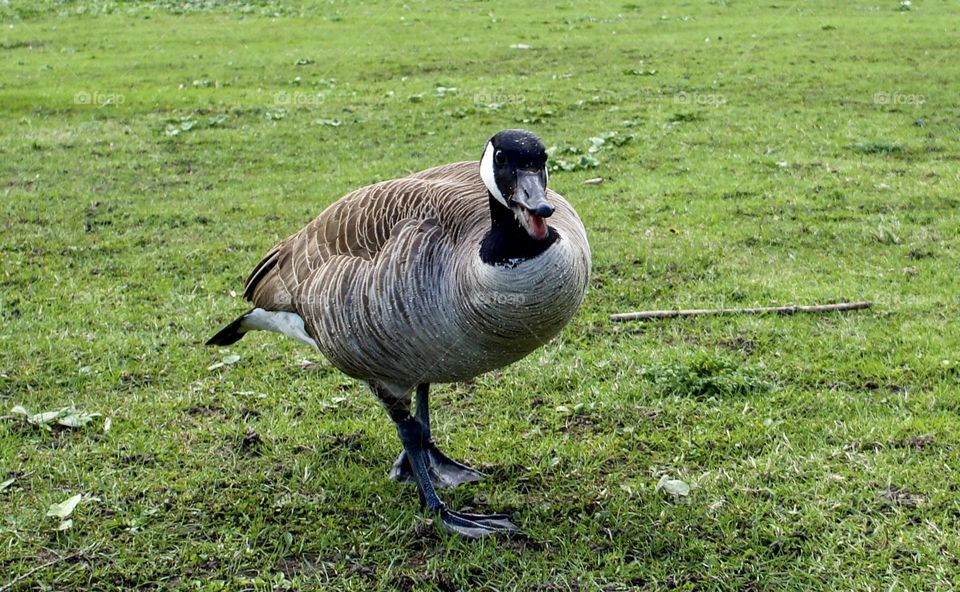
480,129 -> 553,240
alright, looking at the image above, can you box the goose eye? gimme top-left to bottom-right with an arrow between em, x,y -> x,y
494,150 -> 506,166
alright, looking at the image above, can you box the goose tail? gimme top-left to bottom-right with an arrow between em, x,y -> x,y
206,308 -> 319,349
206,310 -> 253,346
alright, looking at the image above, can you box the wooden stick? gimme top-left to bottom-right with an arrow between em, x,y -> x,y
609,301 -> 872,322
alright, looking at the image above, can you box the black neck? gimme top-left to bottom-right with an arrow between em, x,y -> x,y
479,194 -> 559,266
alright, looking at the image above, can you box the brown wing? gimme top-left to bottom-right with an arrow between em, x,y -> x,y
242,161 -> 479,312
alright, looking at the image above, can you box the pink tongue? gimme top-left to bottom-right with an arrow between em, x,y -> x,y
528,214 -> 548,239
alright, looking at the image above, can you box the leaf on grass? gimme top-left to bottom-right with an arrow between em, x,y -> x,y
57,410 -> 101,428
549,154 -> 599,173
12,405 -> 61,426
209,354 -> 240,371
320,396 -> 350,410
47,494 -> 83,519
57,519 -> 74,531
33,410 -> 64,424
555,403 -> 589,416
103,417 -> 112,433
656,476 -> 690,498
11,406 -> 100,430
0,477 -> 15,492
165,118 -> 198,136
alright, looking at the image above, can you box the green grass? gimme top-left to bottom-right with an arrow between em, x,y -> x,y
2,0 -> 959,589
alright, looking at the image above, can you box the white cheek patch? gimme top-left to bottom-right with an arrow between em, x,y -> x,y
480,142 -> 507,207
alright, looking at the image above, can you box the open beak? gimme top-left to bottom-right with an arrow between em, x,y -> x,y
512,170 -> 553,240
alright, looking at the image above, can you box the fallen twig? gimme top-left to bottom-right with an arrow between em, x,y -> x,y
609,301 -> 872,322
0,544 -> 97,592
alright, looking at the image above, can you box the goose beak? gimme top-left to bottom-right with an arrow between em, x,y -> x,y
512,170 -> 553,240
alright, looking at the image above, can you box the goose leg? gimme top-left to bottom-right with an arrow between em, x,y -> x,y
394,416 -> 518,538
389,384 -> 487,489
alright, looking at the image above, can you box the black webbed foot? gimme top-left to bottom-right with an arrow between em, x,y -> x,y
390,443 -> 487,489
436,506 -> 519,539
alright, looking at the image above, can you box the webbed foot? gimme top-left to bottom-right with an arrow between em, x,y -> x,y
436,506 -> 519,539
390,443 -> 487,489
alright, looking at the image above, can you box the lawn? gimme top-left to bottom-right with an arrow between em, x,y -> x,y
2,0 -> 959,589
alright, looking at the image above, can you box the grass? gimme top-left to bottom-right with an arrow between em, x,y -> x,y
1,0 -> 959,589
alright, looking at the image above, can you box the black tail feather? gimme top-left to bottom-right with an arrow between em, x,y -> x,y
206,311 -> 252,346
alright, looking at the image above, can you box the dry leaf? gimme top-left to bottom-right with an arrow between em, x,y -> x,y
656,476 -> 690,497
47,494 -> 83,519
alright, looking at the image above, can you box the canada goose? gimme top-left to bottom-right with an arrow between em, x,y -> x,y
207,129 -> 591,538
